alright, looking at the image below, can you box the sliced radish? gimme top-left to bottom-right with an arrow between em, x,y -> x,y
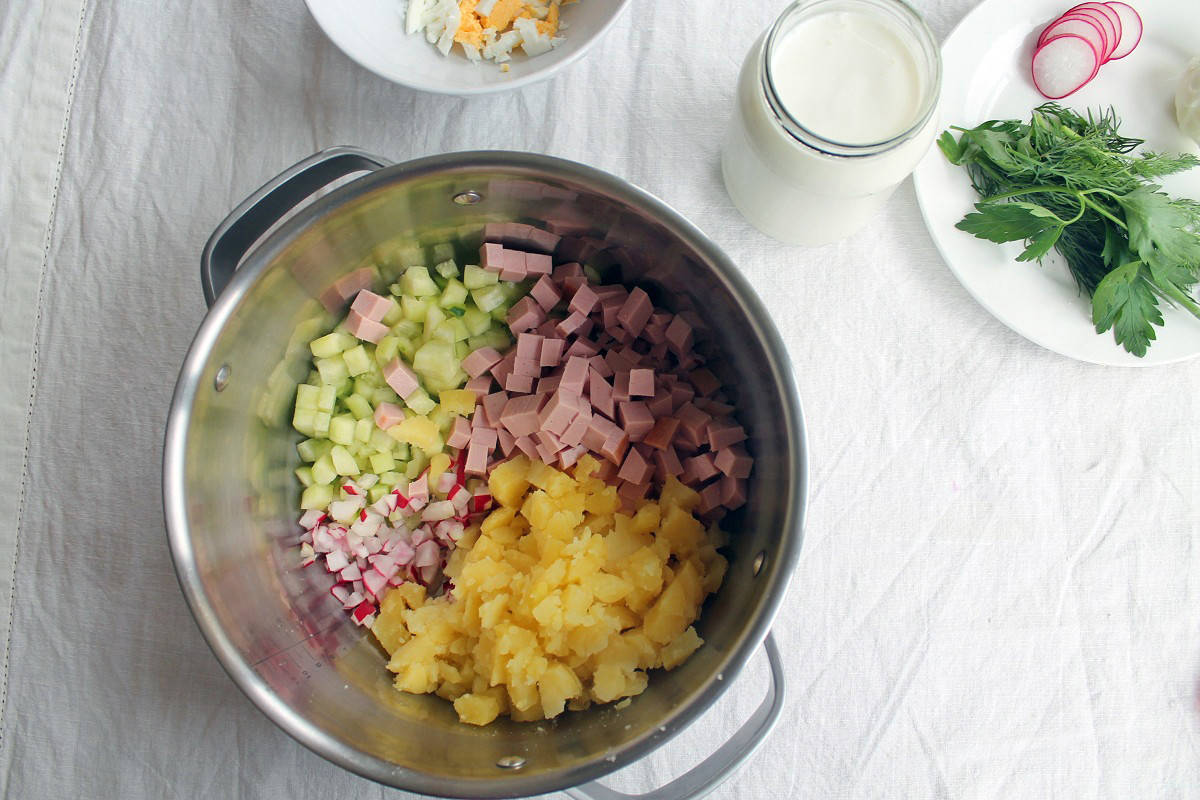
1038,15 -> 1108,58
1104,2 -> 1141,59
1033,34 -> 1101,98
1064,5 -> 1119,59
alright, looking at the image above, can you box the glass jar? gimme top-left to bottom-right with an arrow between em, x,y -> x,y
722,0 -> 942,246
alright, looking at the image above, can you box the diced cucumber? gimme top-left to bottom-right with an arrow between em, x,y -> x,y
466,335 -> 488,351
484,328 -> 512,351
311,454 -> 337,485
439,278 -> 469,309
343,345 -> 372,377
373,386 -> 400,407
393,441 -> 411,461
454,341 -> 470,361
381,302 -> 404,327
405,387 -> 436,416
402,296 -> 429,321
392,319 -> 422,339
292,407 -> 317,437
584,265 -> 602,284
328,414 -> 357,446
471,285 -> 507,313
378,471 -> 401,487
490,304 -> 511,323
310,331 -> 355,358
463,264 -> 499,290
401,266 -> 439,297
424,303 -> 447,332
375,335 -> 399,366
300,484 -> 334,510
406,451 -> 429,479
429,322 -> 457,344
296,438 -> 321,462
330,445 -> 360,476
369,428 -> 395,454
434,259 -> 459,279
295,466 -> 314,487
317,384 -> 337,413
344,393 -> 373,420
295,384 -> 320,410
431,242 -> 455,263
354,418 -> 374,444
367,483 -> 389,504
462,307 -> 492,337
413,340 -> 458,382
334,377 -> 355,399
313,411 -> 331,437
446,319 -> 471,342
315,355 -> 349,385
370,451 -> 396,473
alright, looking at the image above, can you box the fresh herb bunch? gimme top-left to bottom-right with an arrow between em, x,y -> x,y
938,104 -> 1200,356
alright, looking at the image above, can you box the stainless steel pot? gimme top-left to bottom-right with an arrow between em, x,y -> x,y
164,148 -> 808,799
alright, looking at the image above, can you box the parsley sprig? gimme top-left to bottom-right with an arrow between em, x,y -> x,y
939,104 -> 1200,356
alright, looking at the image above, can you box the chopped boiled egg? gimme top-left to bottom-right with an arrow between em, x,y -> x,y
404,0 -> 572,64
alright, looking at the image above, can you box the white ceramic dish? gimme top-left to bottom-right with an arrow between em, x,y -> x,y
305,0 -> 633,95
913,0 -> 1200,366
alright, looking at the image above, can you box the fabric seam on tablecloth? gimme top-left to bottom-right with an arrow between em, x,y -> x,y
0,0 -> 90,747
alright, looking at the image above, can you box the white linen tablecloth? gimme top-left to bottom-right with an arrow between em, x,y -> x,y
1,0 -> 1198,797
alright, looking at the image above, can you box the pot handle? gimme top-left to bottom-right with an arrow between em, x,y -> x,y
563,633 -> 785,800
200,146 -> 391,307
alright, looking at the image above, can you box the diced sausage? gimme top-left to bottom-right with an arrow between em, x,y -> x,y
461,346 -> 503,378
383,358 -> 420,399
617,401 -> 655,442
504,372 -> 534,393
534,429 -> 565,454
350,290 -> 397,323
490,352 -> 516,386
689,368 -> 722,398
642,417 -> 679,450
539,337 -> 565,368
556,311 -> 590,338
617,288 -> 653,337
524,252 -> 553,275
513,356 -> 542,379
568,283 -> 600,315
684,453 -> 720,482
675,402 -> 712,443
558,445 -> 588,469
588,369 -> 614,419
480,242 -> 506,273
628,368 -> 654,397
472,426 -> 499,449
617,447 -> 654,485
696,481 -> 724,515
481,392 -> 510,426
588,355 -> 613,379
373,402 -> 406,431
560,356 -> 590,395
560,408 -> 593,447
536,373 -> 562,394
707,418 -> 747,451
501,394 -> 549,438
507,296 -> 545,334
653,447 -> 683,482
617,480 -> 651,502
720,476 -> 747,510
664,315 -> 694,356
713,445 -> 752,479
530,275 -> 562,312
497,428 -> 517,457
465,442 -> 489,476
647,389 -> 674,418
319,267 -> 376,312
345,309 -> 389,344
564,336 -> 600,358
514,435 -> 539,459
447,416 -> 472,449
516,333 -> 543,363
465,374 -> 494,395
538,389 -> 583,436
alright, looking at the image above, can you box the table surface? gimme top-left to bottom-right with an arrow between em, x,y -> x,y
1,0 -> 1198,797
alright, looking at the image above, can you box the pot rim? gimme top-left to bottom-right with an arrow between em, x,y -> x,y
163,151 -> 809,798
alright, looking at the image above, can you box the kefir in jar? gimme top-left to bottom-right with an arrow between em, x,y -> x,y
722,0 -> 942,245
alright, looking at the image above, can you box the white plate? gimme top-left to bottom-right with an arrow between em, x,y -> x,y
913,0 -> 1200,366
305,0 -> 632,96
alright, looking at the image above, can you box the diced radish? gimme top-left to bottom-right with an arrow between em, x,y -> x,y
417,563 -> 439,586
363,570 -> 388,597
1032,35 -> 1100,98
409,474 -> 429,503
340,562 -> 362,582
342,590 -> 364,609
1038,15 -> 1108,58
411,526 -> 433,547
331,584 -> 351,604
422,500 -> 456,522
312,528 -> 335,552
413,539 -> 441,568
436,472 -> 456,493
341,482 -> 360,496
298,509 -> 326,529
387,573 -> 406,587
1104,2 -> 1141,59
370,497 -> 392,515
365,535 -> 383,555
358,474 -> 379,490
391,540 -> 416,565
352,600 -> 375,623
472,493 -> 493,514
325,549 -> 349,572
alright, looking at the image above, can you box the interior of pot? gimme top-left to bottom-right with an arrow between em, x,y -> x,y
166,156 -> 805,798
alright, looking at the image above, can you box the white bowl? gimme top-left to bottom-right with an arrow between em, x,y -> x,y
305,0 -> 633,95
